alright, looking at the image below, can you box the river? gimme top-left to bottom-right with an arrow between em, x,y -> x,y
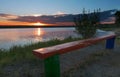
0,28 -> 80,49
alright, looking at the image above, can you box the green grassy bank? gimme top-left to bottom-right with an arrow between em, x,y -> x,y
0,37 -> 81,67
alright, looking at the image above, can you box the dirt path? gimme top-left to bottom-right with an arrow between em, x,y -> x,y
62,34 -> 120,77
84,51 -> 120,77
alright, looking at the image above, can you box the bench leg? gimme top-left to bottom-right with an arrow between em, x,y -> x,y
106,37 -> 116,49
44,54 -> 60,77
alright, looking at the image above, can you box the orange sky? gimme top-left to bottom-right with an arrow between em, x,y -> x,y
0,20 -> 30,25
0,13 -> 74,26
0,20 -> 51,26
0,19 -> 74,26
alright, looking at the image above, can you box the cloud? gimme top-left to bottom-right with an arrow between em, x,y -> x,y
9,14 -> 75,25
10,15 -> 56,24
56,11 -> 65,15
101,17 -> 115,24
0,13 -> 18,19
0,9 -> 116,25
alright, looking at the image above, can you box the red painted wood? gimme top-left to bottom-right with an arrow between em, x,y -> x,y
33,34 -> 116,59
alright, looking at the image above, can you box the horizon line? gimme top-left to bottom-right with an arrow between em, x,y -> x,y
0,25 -> 75,29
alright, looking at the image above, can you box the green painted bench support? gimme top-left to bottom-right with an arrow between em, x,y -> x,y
44,54 -> 60,77
33,31 -> 116,77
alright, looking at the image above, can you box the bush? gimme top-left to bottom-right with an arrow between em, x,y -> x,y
115,10 -> 120,27
74,9 -> 100,39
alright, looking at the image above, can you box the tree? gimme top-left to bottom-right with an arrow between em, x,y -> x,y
115,11 -> 120,26
74,9 -> 100,39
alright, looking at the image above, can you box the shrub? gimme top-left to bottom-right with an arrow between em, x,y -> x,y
115,10 -> 120,27
74,8 -> 100,39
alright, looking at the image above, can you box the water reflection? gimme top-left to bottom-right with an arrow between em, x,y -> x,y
0,28 -> 78,50
34,28 -> 43,42
35,28 -> 44,36
37,28 -> 41,36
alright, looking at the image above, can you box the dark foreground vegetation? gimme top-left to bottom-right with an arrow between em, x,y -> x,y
0,37 -> 81,67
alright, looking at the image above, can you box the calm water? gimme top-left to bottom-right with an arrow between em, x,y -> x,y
0,28 -> 80,49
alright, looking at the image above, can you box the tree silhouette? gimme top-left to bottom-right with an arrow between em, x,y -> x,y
115,11 -> 120,26
74,9 -> 100,39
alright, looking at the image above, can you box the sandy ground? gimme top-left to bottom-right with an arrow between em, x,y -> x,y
62,40 -> 120,77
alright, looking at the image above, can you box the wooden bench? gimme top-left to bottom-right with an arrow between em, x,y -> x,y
33,30 -> 116,77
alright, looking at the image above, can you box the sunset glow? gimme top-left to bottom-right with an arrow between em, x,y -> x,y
0,0 -> 120,26
0,20 -> 32,25
32,14 -> 42,17
33,22 -> 45,26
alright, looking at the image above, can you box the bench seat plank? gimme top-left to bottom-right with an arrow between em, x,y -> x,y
33,33 -> 116,59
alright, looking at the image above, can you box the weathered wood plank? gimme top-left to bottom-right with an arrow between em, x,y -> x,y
33,33 -> 116,59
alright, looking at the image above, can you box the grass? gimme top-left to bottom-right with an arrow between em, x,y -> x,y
116,38 -> 120,47
0,37 -> 82,77
0,37 -> 82,67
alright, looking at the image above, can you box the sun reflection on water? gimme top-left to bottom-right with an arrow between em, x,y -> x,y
35,28 -> 44,36
34,28 -> 44,42
37,28 -> 41,36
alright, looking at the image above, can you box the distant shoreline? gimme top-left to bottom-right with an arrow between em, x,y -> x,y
0,25 -> 75,29
0,24 -> 116,29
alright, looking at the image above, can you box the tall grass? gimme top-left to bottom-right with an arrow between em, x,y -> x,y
0,37 -> 81,67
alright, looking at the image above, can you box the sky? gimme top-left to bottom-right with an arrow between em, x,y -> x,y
0,0 -> 120,25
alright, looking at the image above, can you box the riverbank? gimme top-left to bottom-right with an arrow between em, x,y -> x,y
0,37 -> 81,65
1,37 -> 119,77
0,37 -> 82,77
0,28 -> 120,77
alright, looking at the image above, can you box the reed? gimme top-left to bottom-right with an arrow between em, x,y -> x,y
0,37 -> 81,67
